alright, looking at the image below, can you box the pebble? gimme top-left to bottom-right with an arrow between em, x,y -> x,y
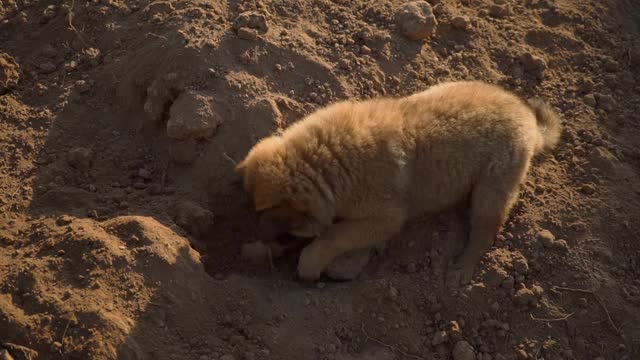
0,53 -> 20,95
553,239 -> 568,251
501,276 -> 515,289
39,62 -> 57,74
451,16 -> 470,30
133,182 -> 147,190
489,4 -> 512,18
41,44 -> 57,58
238,27 -> 258,40
233,11 -> 269,33
67,147 -> 93,170
138,168 -> 152,180
484,267 -> 509,287
167,90 -> 221,140
75,80 -> 91,93
513,288 -> 537,307
537,229 -> 555,248
405,262 -> 417,273
519,52 -> 546,79
360,45 -> 372,55
583,94 -> 596,107
594,93 -> 615,112
42,5 -> 57,20
512,256 -> 529,275
56,215 -> 74,226
449,320 -> 463,341
220,355 -> 235,360
432,330 -> 448,346
452,340 -> 476,360
395,1 -> 438,40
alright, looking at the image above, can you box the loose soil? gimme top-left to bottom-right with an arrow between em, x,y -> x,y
1,0 -> 639,359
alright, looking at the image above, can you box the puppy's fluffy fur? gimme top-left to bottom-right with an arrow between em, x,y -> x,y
236,81 -> 561,284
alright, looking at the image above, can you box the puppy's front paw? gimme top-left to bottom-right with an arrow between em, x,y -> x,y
297,247 -> 324,282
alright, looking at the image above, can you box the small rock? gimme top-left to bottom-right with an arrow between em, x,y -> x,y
39,62 -> 57,74
519,52 -> 546,79
512,255 -> 529,275
432,330 -> 448,346
220,355 -> 235,360
43,5 -> 57,20
389,286 -> 399,299
449,321 -> 463,341
552,239 -> 568,251
583,94 -> 596,107
169,139 -> 198,165
405,262 -> 417,273
167,90 -> 221,140
501,276 -> 515,289
83,47 -> 102,66
451,16 -> 470,30
74,80 -> 91,93
537,229 -> 555,248
452,340 -> 476,360
513,288 -> 537,307
531,284 -> 544,297
170,200 -> 214,238
588,147 -> 619,174
138,168 -> 152,180
233,11 -> 269,34
145,1 -> 174,16
594,93 -> 615,112
325,249 -> 372,280
133,182 -> 147,190
67,147 -> 93,170
395,1 -> 438,41
360,45 -> 372,55
489,4 -> 512,18
515,348 -> 529,360
238,27 -> 258,40
602,57 -> 619,72
484,266 -> 509,287
56,215 -> 73,226
0,53 -> 20,94
41,44 -> 58,58
580,183 -> 596,195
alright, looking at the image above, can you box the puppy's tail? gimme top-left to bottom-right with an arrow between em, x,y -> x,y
527,98 -> 562,153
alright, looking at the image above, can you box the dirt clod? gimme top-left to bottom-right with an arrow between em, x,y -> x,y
0,53 -> 19,95
167,91 -> 221,141
513,287 -> 538,307
395,1 -> 438,40
67,147 -> 93,170
452,340 -> 476,360
451,16 -> 470,30
233,11 -> 268,34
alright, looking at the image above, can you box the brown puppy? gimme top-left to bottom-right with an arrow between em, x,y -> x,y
235,81 -> 562,285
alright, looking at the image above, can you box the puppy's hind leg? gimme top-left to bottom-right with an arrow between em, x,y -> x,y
447,159 -> 529,287
297,205 -> 407,281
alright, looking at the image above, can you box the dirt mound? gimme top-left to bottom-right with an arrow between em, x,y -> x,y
1,0 -> 640,359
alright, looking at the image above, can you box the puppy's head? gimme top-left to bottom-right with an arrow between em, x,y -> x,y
235,136 -> 334,243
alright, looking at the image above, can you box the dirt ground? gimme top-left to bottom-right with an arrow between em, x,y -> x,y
1,0 -> 640,359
